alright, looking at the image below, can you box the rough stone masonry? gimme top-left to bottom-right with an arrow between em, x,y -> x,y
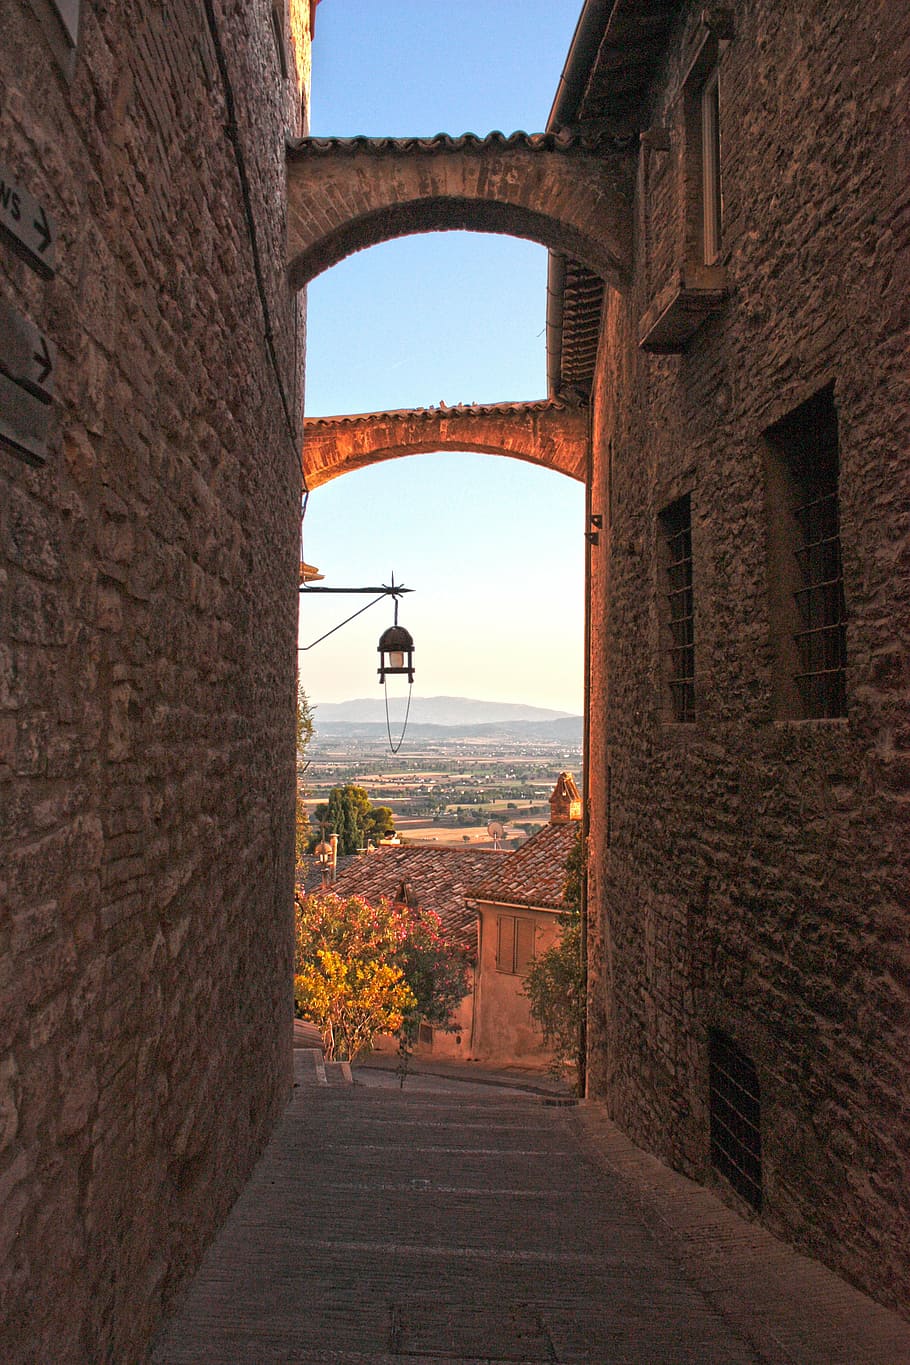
578,0 -> 910,1316
0,2 -> 312,1359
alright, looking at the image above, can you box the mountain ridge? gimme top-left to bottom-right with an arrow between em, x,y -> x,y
312,695 -> 579,726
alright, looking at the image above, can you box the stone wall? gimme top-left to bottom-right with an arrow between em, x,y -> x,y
585,0 -> 909,1313
0,1 -> 311,1358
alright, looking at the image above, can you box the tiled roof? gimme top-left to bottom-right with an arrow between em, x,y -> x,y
469,822 -> 578,911
304,396 -> 584,430
288,129 -> 629,157
310,845 -> 511,947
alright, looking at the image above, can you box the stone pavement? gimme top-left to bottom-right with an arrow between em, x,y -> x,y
151,1059 -> 910,1364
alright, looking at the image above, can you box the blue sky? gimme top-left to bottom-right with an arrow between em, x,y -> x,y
299,1 -> 585,715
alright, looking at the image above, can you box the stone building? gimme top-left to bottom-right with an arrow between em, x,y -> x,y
1,2 -> 314,1359
544,0 -> 909,1314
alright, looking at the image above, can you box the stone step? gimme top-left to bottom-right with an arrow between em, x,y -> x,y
292,1049 -> 353,1086
325,1060 -> 353,1085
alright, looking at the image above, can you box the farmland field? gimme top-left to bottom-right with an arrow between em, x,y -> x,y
301,726 -> 583,850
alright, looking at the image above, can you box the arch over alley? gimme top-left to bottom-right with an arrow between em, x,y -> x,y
302,398 -> 588,488
286,131 -> 632,287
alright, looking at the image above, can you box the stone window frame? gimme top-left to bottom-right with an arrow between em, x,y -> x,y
763,382 -> 847,721
495,914 -> 535,976
698,66 -> 722,266
637,12 -> 733,353
681,36 -> 725,272
271,2 -> 289,80
28,0 -> 80,79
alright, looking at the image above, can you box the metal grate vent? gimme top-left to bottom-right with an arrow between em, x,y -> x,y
709,1029 -> 762,1210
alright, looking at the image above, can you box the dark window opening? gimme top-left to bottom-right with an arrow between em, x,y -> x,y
271,4 -> 288,78
661,494 -> 695,722
709,1029 -> 762,1210
418,1023 -> 434,1047
764,385 -> 846,719
699,67 -> 722,264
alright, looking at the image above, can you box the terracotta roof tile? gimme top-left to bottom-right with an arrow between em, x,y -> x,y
304,397 -> 584,430
288,130 -> 612,158
469,822 -> 578,911
306,845 -> 510,947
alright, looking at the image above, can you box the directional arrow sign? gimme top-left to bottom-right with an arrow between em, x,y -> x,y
0,297 -> 56,402
0,165 -> 56,278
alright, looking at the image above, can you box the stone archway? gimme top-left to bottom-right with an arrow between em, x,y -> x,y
302,398 -> 588,489
286,131 -> 631,287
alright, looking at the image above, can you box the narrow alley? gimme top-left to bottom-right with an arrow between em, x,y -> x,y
151,1060 -> 910,1364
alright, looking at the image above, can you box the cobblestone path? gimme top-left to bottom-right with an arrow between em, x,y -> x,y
151,1064 -> 910,1363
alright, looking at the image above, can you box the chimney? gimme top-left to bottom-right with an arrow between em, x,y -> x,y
549,772 -> 582,824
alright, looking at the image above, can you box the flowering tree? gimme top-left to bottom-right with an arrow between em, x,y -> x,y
294,891 -> 469,1062
395,903 -> 470,1047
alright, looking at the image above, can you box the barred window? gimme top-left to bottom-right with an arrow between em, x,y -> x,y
660,494 -> 695,722
709,1029 -> 762,1210
765,385 -> 846,719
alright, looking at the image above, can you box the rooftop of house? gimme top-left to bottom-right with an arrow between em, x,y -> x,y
468,820 -> 578,912
298,773 -> 582,936
316,844 -> 510,946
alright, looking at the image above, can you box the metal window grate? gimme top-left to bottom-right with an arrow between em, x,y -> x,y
709,1030 -> 762,1210
662,496 -> 695,722
792,485 -> 846,717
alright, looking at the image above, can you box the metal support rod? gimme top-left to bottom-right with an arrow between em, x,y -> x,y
297,575 -> 414,652
299,585 -> 413,595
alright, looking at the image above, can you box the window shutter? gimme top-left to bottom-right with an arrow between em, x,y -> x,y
515,918 -> 535,974
495,915 -> 511,972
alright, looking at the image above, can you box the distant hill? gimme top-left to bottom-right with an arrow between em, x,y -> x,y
311,717 -> 583,743
313,696 -> 577,726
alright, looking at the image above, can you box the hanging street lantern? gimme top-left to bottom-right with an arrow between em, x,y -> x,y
298,569 -> 415,751
378,622 -> 415,684
377,577 -> 415,684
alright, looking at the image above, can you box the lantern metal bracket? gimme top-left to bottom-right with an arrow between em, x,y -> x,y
297,577 -> 413,652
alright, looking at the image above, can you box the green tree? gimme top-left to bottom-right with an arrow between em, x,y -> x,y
309,784 -> 396,854
523,827 -> 584,1087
